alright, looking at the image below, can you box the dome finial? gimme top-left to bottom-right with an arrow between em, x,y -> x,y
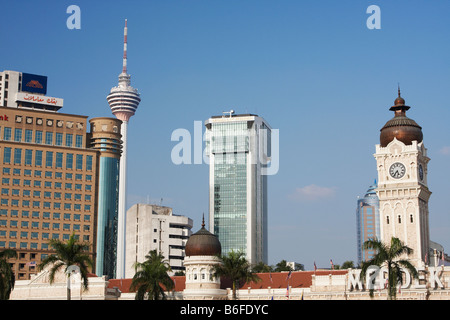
202,213 -> 205,228
398,83 -> 401,97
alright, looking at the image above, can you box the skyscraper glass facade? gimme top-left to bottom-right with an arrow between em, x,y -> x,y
356,181 -> 380,265
206,115 -> 270,264
212,122 -> 248,256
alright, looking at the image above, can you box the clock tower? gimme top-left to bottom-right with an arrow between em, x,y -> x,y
374,89 -> 431,268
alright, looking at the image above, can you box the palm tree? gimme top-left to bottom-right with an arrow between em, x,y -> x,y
212,250 -> 261,300
130,250 -> 174,300
38,234 -> 93,300
0,249 -> 17,300
360,237 -> 418,300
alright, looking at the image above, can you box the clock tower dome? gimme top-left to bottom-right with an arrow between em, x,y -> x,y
374,89 -> 431,268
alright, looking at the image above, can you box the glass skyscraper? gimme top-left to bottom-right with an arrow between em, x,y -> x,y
89,118 -> 122,278
356,180 -> 380,265
205,113 -> 271,265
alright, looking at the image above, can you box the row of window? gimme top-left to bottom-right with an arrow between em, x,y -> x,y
0,199 -> 92,211
0,236 -> 90,250
1,127 -> 83,147
1,189 -> 92,201
0,210 -> 91,221
386,215 -> 414,224
1,179 -> 92,190
0,223 -> 89,232
2,148 -> 93,170
2,167 -> 92,181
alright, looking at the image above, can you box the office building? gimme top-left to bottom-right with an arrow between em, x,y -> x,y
106,20 -> 141,279
89,118 -> 122,278
356,180 -> 380,264
0,69 -> 121,280
205,112 -> 271,265
125,204 -> 192,278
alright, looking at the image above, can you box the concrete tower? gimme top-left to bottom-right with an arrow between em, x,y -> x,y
107,20 -> 141,278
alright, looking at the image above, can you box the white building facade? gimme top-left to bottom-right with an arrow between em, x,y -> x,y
125,204 -> 193,278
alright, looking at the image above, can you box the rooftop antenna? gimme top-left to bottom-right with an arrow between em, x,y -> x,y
222,109 -> 235,118
122,19 -> 128,74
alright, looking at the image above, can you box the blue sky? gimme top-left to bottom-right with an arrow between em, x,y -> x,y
1,0 -> 450,270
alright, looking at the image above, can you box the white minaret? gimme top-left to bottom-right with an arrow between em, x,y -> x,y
107,19 -> 141,278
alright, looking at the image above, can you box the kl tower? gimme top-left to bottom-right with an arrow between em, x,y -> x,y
107,19 -> 141,278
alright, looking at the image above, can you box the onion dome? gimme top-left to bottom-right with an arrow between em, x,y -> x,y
185,216 -> 221,257
379,87 -> 423,147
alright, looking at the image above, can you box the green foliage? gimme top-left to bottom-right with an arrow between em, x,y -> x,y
0,249 -> 17,300
130,250 -> 174,300
360,237 -> 418,300
212,250 -> 261,300
38,233 -> 93,300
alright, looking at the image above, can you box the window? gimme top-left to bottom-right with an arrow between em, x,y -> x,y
45,151 -> 53,167
76,154 -> 83,170
75,135 -> 83,148
14,129 -> 22,142
45,132 -> 53,145
410,214 -> 413,223
55,132 -> 63,146
55,153 -> 63,168
35,150 -> 42,166
25,150 -> 32,166
386,216 -> 390,224
65,134 -> 73,147
3,127 -> 11,141
24,129 -> 32,143
398,215 -> 402,224
35,130 -> 42,144
86,155 -> 93,171
3,147 -> 11,164
14,148 -> 22,165
66,154 -> 73,169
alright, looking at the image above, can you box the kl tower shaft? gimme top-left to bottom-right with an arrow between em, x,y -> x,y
106,19 -> 141,278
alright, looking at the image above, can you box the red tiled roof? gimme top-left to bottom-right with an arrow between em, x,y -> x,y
107,270 -> 347,293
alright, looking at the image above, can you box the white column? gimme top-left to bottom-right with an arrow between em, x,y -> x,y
116,120 -> 128,278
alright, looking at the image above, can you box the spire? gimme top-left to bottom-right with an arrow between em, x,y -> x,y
122,19 -> 128,74
201,213 -> 205,228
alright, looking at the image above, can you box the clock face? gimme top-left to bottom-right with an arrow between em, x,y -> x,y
419,164 -> 424,180
389,162 -> 406,179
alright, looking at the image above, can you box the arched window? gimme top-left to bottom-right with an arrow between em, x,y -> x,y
410,214 -> 413,223
398,215 -> 402,223
386,216 -> 390,224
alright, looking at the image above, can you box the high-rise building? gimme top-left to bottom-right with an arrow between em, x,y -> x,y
0,70 -> 121,280
89,118 -> 122,278
205,112 -> 271,265
356,180 -> 380,265
107,20 -> 141,279
125,204 -> 193,278
374,89 -> 431,268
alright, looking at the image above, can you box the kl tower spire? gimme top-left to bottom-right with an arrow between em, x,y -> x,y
107,19 -> 141,278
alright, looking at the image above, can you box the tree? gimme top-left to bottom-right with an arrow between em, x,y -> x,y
252,262 -> 273,273
360,237 -> 418,300
130,250 -> 174,300
212,250 -> 261,300
38,234 -> 93,300
274,260 -> 293,272
341,261 -> 355,269
0,249 -> 17,300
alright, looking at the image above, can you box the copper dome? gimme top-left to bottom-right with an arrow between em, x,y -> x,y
379,89 -> 423,147
185,217 -> 221,257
